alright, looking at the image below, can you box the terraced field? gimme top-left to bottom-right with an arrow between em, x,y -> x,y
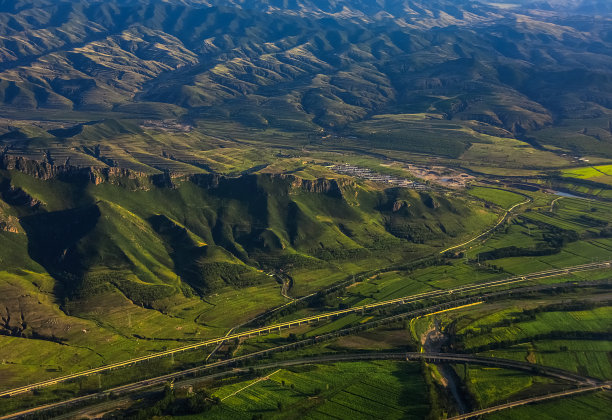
454,366 -> 552,409
467,187 -> 526,210
484,391 -> 612,420
202,361 -> 429,419
452,301 -> 612,382
462,306 -> 612,347
463,197 -> 612,274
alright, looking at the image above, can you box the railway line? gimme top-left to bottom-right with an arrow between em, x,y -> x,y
406,353 -> 601,385
448,385 -> 610,420
0,260 -> 610,398
2,352 -> 606,420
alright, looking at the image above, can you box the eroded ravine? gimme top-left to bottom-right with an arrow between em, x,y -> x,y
422,320 -> 470,414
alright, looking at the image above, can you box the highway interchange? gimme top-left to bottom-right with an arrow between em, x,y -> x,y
2,351 -> 610,420
1,260 -> 610,398
0,260 -> 611,418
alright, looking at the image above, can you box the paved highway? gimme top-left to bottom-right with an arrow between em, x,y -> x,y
2,352 -> 606,420
440,196 -> 531,254
406,353 -> 600,385
448,385 -> 610,420
0,260 -> 610,398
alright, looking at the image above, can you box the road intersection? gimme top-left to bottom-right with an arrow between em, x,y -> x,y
0,260 -> 610,399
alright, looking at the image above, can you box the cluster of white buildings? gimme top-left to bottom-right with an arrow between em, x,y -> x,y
329,164 -> 428,190
141,120 -> 193,132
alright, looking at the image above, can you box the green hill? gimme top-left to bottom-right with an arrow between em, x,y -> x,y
0,159 -> 500,391
0,159 -> 494,310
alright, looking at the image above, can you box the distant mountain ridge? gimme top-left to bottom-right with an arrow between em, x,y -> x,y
0,0 -> 611,156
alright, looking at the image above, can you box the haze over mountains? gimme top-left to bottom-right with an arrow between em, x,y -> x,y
2,2 -> 612,418
0,0 -> 611,154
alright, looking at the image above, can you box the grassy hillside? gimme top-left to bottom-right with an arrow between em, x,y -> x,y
1,166 -> 495,299
0,1 -> 611,416
0,164 -> 496,387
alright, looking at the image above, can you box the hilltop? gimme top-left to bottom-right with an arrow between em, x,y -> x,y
0,0 -> 611,165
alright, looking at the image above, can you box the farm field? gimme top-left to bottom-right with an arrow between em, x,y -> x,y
562,165 -> 612,184
527,117 -> 612,159
468,187 -> 527,209
462,196 -> 612,275
460,306 -> 612,349
533,340 -> 612,380
459,137 -> 572,169
183,361 -> 429,419
453,366 -> 554,409
344,262 -> 511,307
532,176 -> 612,200
1,271 -> 610,418
483,391 -> 612,420
402,286 -> 612,418
430,290 -> 612,382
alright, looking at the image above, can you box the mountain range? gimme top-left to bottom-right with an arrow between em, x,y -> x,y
0,0 -> 611,160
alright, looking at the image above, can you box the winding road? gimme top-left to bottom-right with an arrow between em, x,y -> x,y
440,196 -> 531,255
448,385 -> 610,420
406,353 -> 601,385
1,352 -> 607,420
0,260 -> 610,399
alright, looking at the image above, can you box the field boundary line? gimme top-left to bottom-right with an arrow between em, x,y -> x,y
220,369 -> 281,401
440,197 -> 531,254
550,196 -> 564,212
1,261 -> 610,398
447,385 -> 606,420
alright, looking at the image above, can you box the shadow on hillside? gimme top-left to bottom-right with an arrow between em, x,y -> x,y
148,214 -> 209,295
19,204 -> 101,299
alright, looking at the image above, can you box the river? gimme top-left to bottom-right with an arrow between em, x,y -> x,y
422,321 -> 470,414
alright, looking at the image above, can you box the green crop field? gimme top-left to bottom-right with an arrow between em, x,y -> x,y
562,165 -> 612,179
468,187 -> 526,209
461,306 -> 612,348
441,295 -> 612,381
400,286 -> 612,418
453,366 -> 553,408
346,270 -> 436,304
529,118 -> 612,159
3,1 -> 612,418
533,340 -> 612,380
460,137 -> 572,169
178,361 -> 430,420
461,196 -> 612,276
484,391 -> 612,420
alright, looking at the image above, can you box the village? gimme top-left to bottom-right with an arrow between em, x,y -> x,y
329,163 -> 429,190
